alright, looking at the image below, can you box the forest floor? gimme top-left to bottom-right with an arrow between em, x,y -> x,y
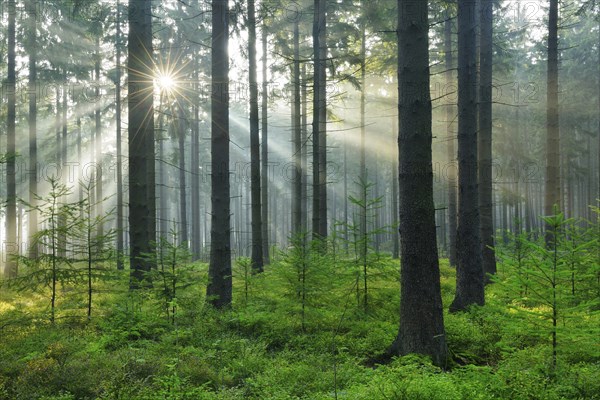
0,255 -> 599,399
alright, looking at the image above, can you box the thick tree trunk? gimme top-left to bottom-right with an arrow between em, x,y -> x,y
5,0 -> 17,278
27,0 -> 38,259
391,0 -> 447,368
261,26 -> 270,263
312,0 -> 327,240
445,16 -> 458,267
450,0 -> 485,312
128,0 -> 156,287
478,0 -> 496,279
391,117 -> 399,259
544,0 -> 560,232
248,0 -> 264,271
206,0 -> 232,308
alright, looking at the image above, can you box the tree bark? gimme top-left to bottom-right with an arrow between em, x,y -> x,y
178,107 -> 189,245
128,0 -> 156,287
544,0 -> 560,233
95,35 -> 104,237
249,0 -> 264,271
292,17 -> 302,237
478,0 -> 496,279
191,61 -> 201,261
450,0 -> 485,312
261,25 -> 270,263
312,0 -> 327,240
115,0 -> 124,269
391,0 -> 447,367
445,15 -> 458,267
27,0 -> 39,259
206,0 -> 232,308
5,0 -> 18,278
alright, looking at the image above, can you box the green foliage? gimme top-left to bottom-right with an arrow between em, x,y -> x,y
1,229 -> 599,399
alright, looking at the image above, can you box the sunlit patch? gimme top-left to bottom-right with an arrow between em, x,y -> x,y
157,73 -> 176,92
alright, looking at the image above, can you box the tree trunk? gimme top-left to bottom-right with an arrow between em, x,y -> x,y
292,17 -> 302,237
544,0 -> 560,232
5,0 -> 17,278
115,0 -> 124,269
450,0 -> 485,312
312,0 -> 327,240
27,0 -> 38,259
391,0 -> 447,368
248,0 -> 264,271
445,15 -> 458,267
95,35 -> 104,237
359,14 -> 367,265
128,0 -> 156,287
478,0 -> 496,279
178,107 -> 189,245
317,0 -> 328,239
261,25 -> 270,264
191,61 -> 201,261
206,0 -> 232,308
391,117 -> 399,259
301,63 -> 308,234
158,94 -> 168,239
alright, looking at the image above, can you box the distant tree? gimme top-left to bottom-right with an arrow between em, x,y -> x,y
390,0 -> 448,367
261,22 -> 271,264
114,0 -> 124,270
27,0 -> 39,260
5,0 -> 18,278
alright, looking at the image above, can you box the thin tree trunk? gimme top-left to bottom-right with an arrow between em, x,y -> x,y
392,116 -> 399,259
317,0 -> 328,239
301,64 -> 308,234
95,35 -> 104,236
359,14 -> 367,267
5,0 -> 17,278
158,94 -> 168,240
191,61 -> 201,261
207,0 -> 232,308
450,0 -> 485,312
128,0 -> 156,287
178,107 -> 189,245
27,0 -> 38,259
115,0 -> 124,269
545,0 -> 560,233
249,0 -> 264,271
391,0 -> 447,367
478,0 -> 496,279
292,17 -> 302,237
261,26 -> 270,263
445,15 -> 457,267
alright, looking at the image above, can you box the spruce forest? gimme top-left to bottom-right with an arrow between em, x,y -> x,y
0,0 -> 599,398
